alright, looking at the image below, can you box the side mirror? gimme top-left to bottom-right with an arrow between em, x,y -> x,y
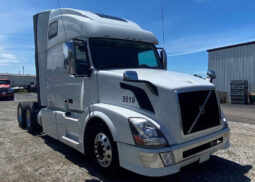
207,70 -> 216,83
123,71 -> 138,81
158,48 -> 167,70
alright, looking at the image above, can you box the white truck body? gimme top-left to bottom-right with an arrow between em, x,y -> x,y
31,8 -> 230,177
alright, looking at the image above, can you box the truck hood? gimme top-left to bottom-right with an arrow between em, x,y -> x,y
99,69 -> 213,90
97,69 -> 220,144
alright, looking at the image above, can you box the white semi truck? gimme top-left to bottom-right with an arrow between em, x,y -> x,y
17,8 -> 230,177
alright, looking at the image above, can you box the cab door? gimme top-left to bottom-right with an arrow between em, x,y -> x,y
47,40 -> 91,112
47,39 -> 97,150
61,41 -> 91,112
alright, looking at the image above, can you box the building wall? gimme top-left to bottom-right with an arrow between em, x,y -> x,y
0,74 -> 36,87
208,43 -> 255,101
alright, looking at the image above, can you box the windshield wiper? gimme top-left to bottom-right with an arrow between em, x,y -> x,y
99,64 -> 157,70
98,64 -> 122,70
138,64 -> 157,69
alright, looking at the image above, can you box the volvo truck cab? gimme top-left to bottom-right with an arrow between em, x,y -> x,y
17,8 -> 230,177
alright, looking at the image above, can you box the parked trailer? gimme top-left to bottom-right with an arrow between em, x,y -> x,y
17,8 -> 230,177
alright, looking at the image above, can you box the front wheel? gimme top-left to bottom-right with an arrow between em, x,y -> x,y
88,124 -> 120,177
10,95 -> 14,100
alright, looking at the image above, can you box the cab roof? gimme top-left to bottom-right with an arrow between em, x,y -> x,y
35,8 -> 159,50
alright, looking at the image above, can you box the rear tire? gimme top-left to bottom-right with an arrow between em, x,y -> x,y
25,104 -> 40,133
88,123 -> 120,178
17,102 -> 29,128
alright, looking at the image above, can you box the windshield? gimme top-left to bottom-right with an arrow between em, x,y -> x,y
0,80 -> 10,84
89,38 -> 162,70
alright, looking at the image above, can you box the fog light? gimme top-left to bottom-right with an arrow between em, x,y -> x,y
160,152 -> 175,166
139,152 -> 164,168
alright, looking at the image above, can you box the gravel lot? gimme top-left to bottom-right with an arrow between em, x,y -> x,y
0,94 -> 254,182
221,103 -> 255,125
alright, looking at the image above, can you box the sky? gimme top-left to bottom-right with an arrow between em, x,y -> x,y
0,0 -> 255,76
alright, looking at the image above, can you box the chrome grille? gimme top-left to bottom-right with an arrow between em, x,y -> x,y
178,90 -> 220,135
0,88 -> 8,93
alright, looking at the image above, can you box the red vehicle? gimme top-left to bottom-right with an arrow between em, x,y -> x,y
0,78 -> 14,100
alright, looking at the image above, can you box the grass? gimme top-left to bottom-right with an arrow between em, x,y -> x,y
15,90 -> 37,94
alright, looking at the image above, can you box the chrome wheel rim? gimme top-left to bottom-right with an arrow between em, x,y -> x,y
18,107 -> 22,123
26,110 -> 31,128
94,133 -> 112,168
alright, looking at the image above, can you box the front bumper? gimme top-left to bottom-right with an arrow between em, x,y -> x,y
0,92 -> 14,98
117,126 -> 230,177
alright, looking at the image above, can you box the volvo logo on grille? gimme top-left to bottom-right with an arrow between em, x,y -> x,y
199,105 -> 206,115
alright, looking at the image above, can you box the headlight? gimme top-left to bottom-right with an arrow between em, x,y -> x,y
221,111 -> 228,127
9,87 -> 13,93
129,117 -> 168,148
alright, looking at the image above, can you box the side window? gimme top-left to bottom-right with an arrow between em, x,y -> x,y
138,50 -> 157,67
63,42 -> 76,75
63,41 -> 90,76
48,21 -> 58,39
75,43 -> 90,75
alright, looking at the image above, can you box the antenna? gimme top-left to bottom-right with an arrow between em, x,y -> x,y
56,0 -> 68,41
161,6 -> 166,48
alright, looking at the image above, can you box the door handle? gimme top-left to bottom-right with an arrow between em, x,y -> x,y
64,99 -> 73,104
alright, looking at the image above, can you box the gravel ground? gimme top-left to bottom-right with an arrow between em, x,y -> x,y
0,94 -> 254,182
221,104 -> 255,125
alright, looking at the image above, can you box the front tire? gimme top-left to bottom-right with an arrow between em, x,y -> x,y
88,123 -> 120,177
10,95 -> 14,100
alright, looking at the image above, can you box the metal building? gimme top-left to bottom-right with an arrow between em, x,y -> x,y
207,41 -> 255,101
0,73 -> 36,87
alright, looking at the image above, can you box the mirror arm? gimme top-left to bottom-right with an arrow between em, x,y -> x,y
157,47 -> 167,70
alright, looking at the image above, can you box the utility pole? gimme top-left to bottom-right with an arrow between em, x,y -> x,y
23,66 -> 24,75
